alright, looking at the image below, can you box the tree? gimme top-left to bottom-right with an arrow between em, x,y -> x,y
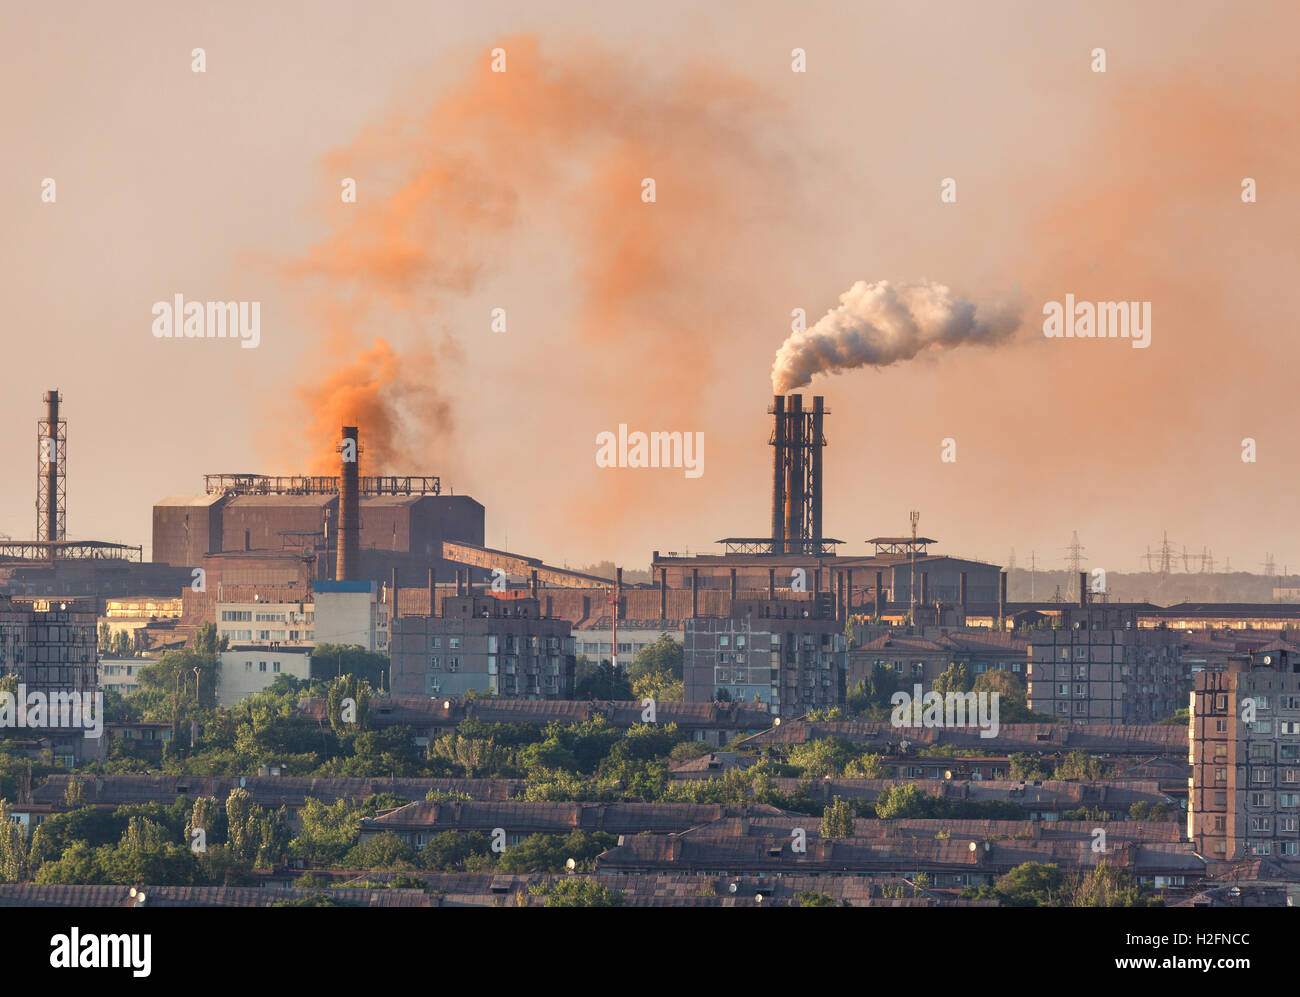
193,622 -> 229,656
971,669 -> 1039,723
932,662 -> 972,695
574,660 -> 632,700
820,795 -> 854,838
528,879 -> 624,907
326,674 -> 372,733
1072,862 -> 1153,907
0,800 -> 29,882
627,634 -> 683,685
311,644 -> 386,689
796,890 -> 840,907
982,862 -> 1070,907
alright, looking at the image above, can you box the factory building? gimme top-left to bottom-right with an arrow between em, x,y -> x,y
1190,641 -> 1300,861
389,595 -> 576,700
152,426 -> 485,591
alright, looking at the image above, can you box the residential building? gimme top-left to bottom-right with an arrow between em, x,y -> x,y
1190,640 -> 1300,862
217,644 -> 313,706
684,598 -> 847,717
389,596 -> 576,699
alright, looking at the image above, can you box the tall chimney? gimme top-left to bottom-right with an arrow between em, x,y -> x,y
998,571 -> 1007,626
770,396 -> 786,554
42,391 -> 58,542
959,571 -> 968,608
784,394 -> 803,551
810,395 -> 824,550
336,425 -> 360,582
1079,571 -> 1088,608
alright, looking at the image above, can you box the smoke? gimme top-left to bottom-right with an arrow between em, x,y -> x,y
771,279 -> 1020,394
276,36 -> 794,484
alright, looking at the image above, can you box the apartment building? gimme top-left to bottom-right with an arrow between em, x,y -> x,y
216,598 -> 313,646
1190,641 -> 1300,862
313,580 -> 389,654
684,598 -> 846,717
217,644 -> 314,706
1027,605 -> 1183,724
389,596 -> 576,699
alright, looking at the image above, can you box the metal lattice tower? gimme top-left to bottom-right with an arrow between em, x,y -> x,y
1064,531 -> 1086,600
1153,531 -> 1176,576
36,390 -> 66,543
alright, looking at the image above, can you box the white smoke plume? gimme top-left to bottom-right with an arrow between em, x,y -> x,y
771,279 -> 1020,393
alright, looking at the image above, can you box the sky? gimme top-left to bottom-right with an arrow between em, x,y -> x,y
1,1 -> 1297,576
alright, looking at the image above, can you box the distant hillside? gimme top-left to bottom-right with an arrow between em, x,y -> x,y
1006,569 -> 1300,606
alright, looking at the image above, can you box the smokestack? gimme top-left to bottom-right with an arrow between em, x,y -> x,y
1079,571 -> 1088,608
770,396 -> 786,554
42,391 -> 58,543
959,571 -> 968,608
659,567 -> 668,620
875,570 -> 884,617
336,425 -> 361,582
784,394 -> 803,550
811,395 -> 824,548
999,571 -> 1007,626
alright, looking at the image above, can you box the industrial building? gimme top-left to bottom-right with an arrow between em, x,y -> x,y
152,425 -> 486,591
0,392 -> 190,598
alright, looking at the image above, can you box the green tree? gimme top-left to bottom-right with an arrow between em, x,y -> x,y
528,879 -> 624,907
820,795 -> 854,838
1072,861 -> 1154,907
932,662 -> 972,695
0,800 -> 29,882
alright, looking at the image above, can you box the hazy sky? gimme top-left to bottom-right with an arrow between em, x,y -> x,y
2,1 -> 1296,576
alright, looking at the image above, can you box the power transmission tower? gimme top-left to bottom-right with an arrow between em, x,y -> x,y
1008,547 -> 1017,572
1202,548 -> 1216,574
1154,531 -> 1176,576
1064,531 -> 1086,600
1143,546 -> 1155,573
1261,554 -> 1277,577
1029,550 -> 1037,600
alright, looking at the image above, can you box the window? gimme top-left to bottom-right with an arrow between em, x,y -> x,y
431,637 -> 441,649
431,656 -> 440,670
258,661 -> 267,672
273,661 -> 280,673
449,637 -> 460,649
245,662 -> 252,671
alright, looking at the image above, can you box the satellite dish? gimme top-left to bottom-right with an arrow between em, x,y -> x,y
773,717 -> 782,726
565,858 -> 576,872
969,841 -> 977,852
944,770 -> 953,780
755,894 -> 764,904
728,883 -> 738,894
443,700 -> 451,709
1264,655 -> 1273,665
